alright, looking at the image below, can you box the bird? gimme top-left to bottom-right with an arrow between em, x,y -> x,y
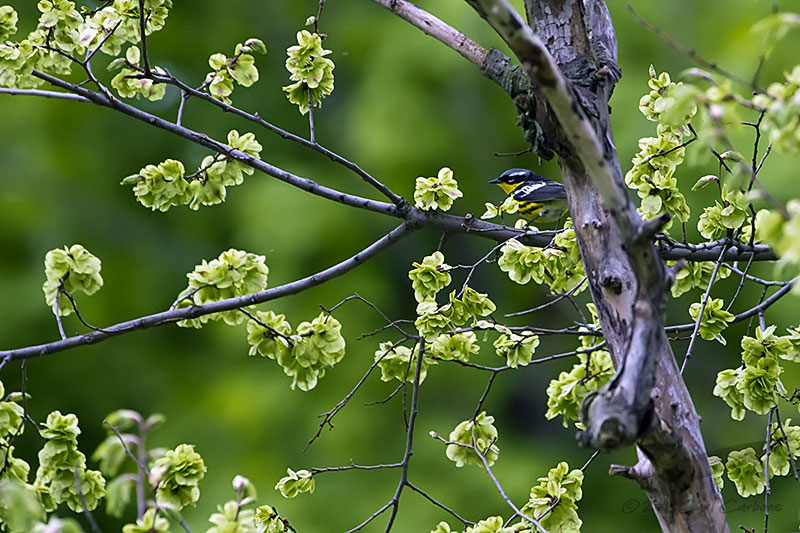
489,168 -> 569,223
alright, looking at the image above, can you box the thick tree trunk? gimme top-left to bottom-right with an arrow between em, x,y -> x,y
526,2 -> 728,531
467,0 -> 729,530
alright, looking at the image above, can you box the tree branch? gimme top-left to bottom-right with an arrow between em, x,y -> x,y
0,76 -> 778,265
137,0 -> 152,75
0,87 -> 90,102
369,0 -> 531,97
459,1 -> 728,529
31,69 -> 400,218
1,223 -> 413,361
369,0 -> 488,73
150,69 -> 406,207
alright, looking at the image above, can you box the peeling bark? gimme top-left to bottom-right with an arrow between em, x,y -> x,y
465,0 -> 729,530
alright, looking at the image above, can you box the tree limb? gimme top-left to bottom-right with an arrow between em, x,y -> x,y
2,76 -> 778,263
460,0 -> 728,529
1,223 -> 413,362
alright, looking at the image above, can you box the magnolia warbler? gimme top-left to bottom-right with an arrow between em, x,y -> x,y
489,168 -> 569,223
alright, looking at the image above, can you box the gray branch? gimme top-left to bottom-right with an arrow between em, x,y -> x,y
1,223 -> 413,362
4,71 -> 775,263
459,0 -> 729,529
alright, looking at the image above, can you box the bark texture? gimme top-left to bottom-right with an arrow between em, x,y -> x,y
465,0 -> 729,531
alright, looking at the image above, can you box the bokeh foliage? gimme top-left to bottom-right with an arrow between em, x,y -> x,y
2,0 -> 800,530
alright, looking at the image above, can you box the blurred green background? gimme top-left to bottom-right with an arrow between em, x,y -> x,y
2,0 -> 800,531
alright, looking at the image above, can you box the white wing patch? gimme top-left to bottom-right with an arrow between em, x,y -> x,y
515,182 -> 546,196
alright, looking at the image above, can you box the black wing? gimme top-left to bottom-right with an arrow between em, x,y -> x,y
512,181 -> 566,203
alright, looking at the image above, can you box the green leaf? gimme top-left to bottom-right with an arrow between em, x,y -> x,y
375,341 -> 432,382
255,505 -> 288,533
708,456 -> 724,490
275,468 -> 314,498
149,444 -> 206,510
443,412 -> 499,468
430,332 -> 479,363
546,349 -> 614,428
92,435 -> 130,477
521,462 -> 584,532
0,6 -> 19,41
726,448 -> 765,497
413,167 -> 463,211
498,239 -> 546,285
125,45 -> 140,65
105,476 -> 134,518
123,508 -> 170,533
688,297 -> 734,344
0,480 -> 45,531
493,333 -> 540,368
408,251 -> 451,303
229,53 -> 258,87
42,244 -> 103,316
245,38 -> 267,55
713,368 -> 746,421
208,52 -> 227,70
691,174 -> 717,191
176,249 -> 269,327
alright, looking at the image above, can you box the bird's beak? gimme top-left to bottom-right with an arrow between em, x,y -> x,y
488,178 -> 500,184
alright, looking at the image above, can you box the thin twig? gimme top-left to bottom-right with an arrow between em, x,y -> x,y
747,285 -> 769,337
346,500 -> 394,533
308,90 -> 316,143
104,421 -> 148,473
147,70 -> 405,207
73,468 -> 103,533
667,276 -> 797,334
337,339 -> 422,533
307,337 -> 414,448
382,340 -> 427,532
313,0 -> 327,34
311,460 -> 403,474
457,239 -> 512,297
640,131 -> 697,164
763,407 -> 774,533
239,308 -> 294,347
581,450 -> 600,472
178,513 -> 192,533
505,278 -> 587,317
137,0 -> 151,75
406,482 -> 474,527
493,147 -> 532,157
84,20 -> 123,64
322,293 -> 412,338
430,433 -> 548,532
60,285 -> 112,333
0,87 -> 90,101
55,287 -> 67,340
3,223 -> 414,361
473,371 -> 500,418
364,382 -> 405,406
773,408 -> 800,483
746,111 -> 766,193
176,90 -> 188,126
680,244 -> 728,374
723,261 -> 786,286
725,254 -> 755,312
136,419 -> 148,519
104,418 -> 150,518
627,4 -> 761,91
